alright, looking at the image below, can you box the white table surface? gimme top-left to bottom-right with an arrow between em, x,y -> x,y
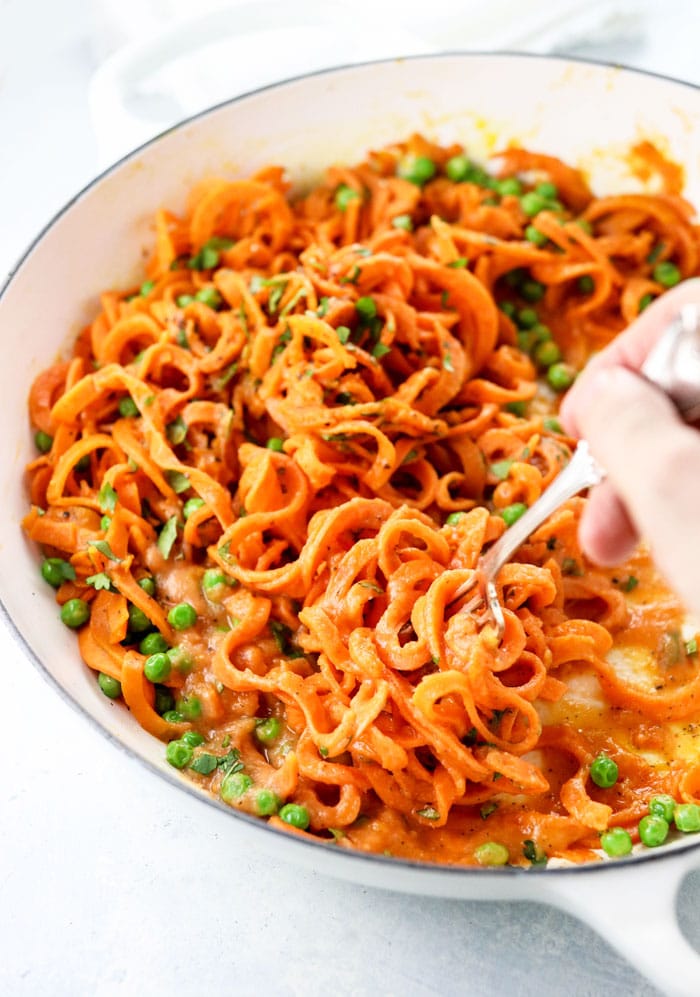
2,1 -> 700,994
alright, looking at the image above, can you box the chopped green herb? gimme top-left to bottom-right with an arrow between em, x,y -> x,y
86,572 -> 112,591
442,350 -> 454,372
522,839 -> 547,866
416,806 -> 440,820
447,257 -> 468,269
89,540 -> 121,562
336,326 -> 351,344
490,459 -> 513,480
270,620 -> 304,659
624,576 -> 639,593
166,415 -> 187,445
190,753 -> 218,775
316,296 -> 330,317
98,481 -> 118,514
165,470 -> 191,494
372,342 -> 391,359
391,214 -> 413,231
480,802 -> 498,820
686,637 -> 698,656
341,265 -> 361,285
157,516 -> 179,559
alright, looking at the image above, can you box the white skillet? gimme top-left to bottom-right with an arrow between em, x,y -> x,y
2,54 -> 700,995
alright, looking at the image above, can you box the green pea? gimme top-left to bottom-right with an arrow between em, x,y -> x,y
535,181 -> 558,200
499,503 -> 527,527
162,710 -> 185,723
530,323 -> 551,344
577,275 -> 595,294
166,646 -> 193,673
41,557 -> 72,588
649,795 -> 676,823
356,296 -> 377,321
520,279 -> 545,302
533,341 -> 562,368
543,417 -> 563,434
505,268 -> 526,288
100,515 -> 112,531
445,511 -> 466,526
517,308 -> 539,329
127,603 -> 152,633
525,225 -> 547,247
202,569 -> 229,592
278,803 -> 310,829
590,753 -> 618,788
144,652 -> 171,683
499,301 -> 516,318
517,330 -> 533,354
181,730 -> 205,747
445,155 -> 472,182
600,827 -> 633,857
473,841 -> 510,866
398,154 -> 436,186
391,214 -> 413,231
653,261 -> 681,288
505,401 -> 527,417
255,717 -> 281,744
266,437 -> 285,452
183,497 -> 205,519
97,672 -> 121,699
175,695 -> 202,720
547,362 -> 576,392
195,287 -> 222,309
520,191 -> 548,217
34,430 -> 53,453
220,771 -> 253,802
168,602 -> 197,630
638,814 -> 669,847
138,576 -> 156,596
139,632 -> 169,656
154,685 -> 174,715
61,598 -> 90,629
118,396 -> 139,418
335,184 -> 360,211
638,293 -> 655,313
497,177 -> 522,197
256,789 -> 281,816
674,803 -> 700,833
166,740 -> 193,769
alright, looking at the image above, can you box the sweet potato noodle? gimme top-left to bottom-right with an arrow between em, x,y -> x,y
24,135 -> 700,866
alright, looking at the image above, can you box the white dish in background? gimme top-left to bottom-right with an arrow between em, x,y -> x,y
5,53 -> 700,995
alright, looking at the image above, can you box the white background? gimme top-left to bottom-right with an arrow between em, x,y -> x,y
2,1 -> 700,994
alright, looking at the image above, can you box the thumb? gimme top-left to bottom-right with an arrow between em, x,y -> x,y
574,364 -> 700,615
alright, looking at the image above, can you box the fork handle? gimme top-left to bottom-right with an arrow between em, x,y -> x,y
481,441 -> 604,578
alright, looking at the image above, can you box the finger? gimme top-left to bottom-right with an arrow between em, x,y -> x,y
575,364 -> 700,613
560,277 -> 700,436
578,480 -> 639,566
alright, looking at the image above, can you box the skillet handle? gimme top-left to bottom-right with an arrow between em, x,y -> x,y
541,849 -> 700,996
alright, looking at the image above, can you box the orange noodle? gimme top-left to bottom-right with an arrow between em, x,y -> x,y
24,135 -> 700,866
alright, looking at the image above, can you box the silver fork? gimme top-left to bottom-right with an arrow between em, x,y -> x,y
455,302 -> 700,639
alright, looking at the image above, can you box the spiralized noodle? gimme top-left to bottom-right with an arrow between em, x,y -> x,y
24,135 -> 700,866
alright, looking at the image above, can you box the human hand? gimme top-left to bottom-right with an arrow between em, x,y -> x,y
559,279 -> 700,616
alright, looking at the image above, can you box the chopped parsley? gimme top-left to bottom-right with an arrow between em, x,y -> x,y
98,481 -> 118,514
157,516 -> 179,559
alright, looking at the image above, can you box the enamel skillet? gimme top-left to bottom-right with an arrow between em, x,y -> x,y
2,53 -> 700,995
